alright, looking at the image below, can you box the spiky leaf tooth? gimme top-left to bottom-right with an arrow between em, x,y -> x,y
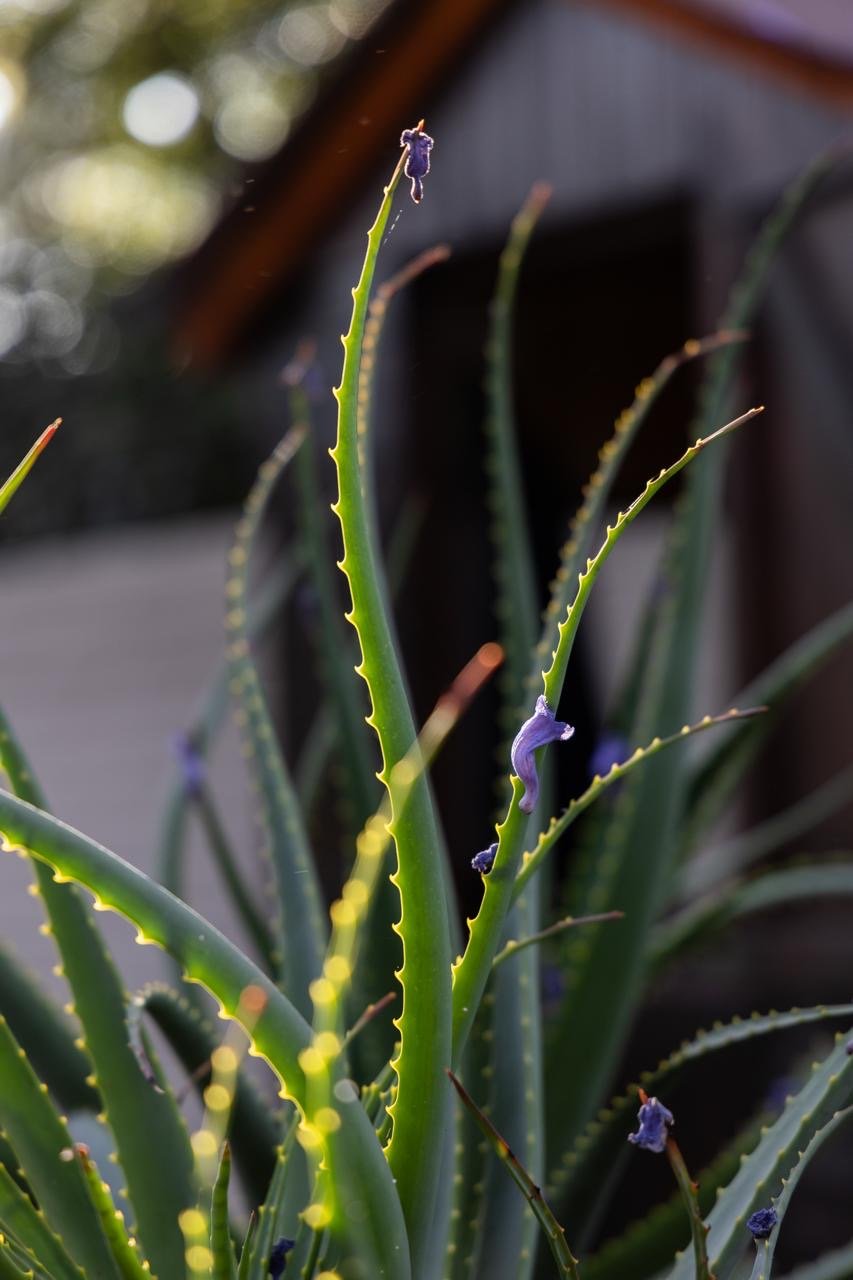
548,1003 -> 853,1226
0,1015 -> 119,1277
668,1030 -> 853,1280
444,990 -> 496,1280
0,421 -> 60,515
74,1145 -> 151,1280
447,1071 -> 579,1280
583,1116 -> 763,1280
452,409 -> 760,1068
650,860 -> 853,971
0,704 -> 195,1277
683,761 -> 853,900
0,940 -> 99,1113
0,1163 -> 86,1280
225,427 -> 326,1016
330,137 -> 451,1270
129,983 -> 277,1206
210,1144 -> 238,1280
0,1235 -> 36,1280
746,1108 -> 853,1280
682,601 -> 853,858
0,791 -> 408,1279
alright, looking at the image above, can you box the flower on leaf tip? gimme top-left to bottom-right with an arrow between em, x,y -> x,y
471,842 -> 498,875
746,1207 -> 777,1239
627,1095 -> 673,1154
511,695 -> 574,813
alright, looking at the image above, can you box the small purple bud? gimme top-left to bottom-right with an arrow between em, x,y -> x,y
471,842 -> 498,875
400,126 -> 434,203
172,733 -> 205,797
627,1096 -> 674,1153
746,1207 -> 777,1239
268,1236 -> 295,1278
589,733 -> 628,782
511,695 -> 575,814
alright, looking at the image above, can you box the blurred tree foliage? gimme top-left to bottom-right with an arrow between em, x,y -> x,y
0,0 -> 392,370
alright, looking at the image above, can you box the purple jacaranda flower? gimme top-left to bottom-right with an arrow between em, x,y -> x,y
511,695 -> 575,814
627,1095 -> 674,1153
589,733 -> 628,782
172,733 -> 205,797
400,126 -> 434,203
471,842 -> 498,875
269,1236 -> 295,1278
746,1207 -> 777,1239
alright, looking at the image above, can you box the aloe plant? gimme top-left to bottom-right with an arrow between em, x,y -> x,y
0,132 -> 850,1280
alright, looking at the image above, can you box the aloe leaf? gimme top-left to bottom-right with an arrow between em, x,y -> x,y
0,706 -> 196,1277
243,1129 -> 300,1280
444,1001 -> 492,1279
583,1116 -> 762,1280
329,131 -> 451,1269
682,601 -> 853,856
130,982 -> 277,1205
192,786 -> 275,970
226,426 -> 327,1015
548,1003 -> 853,1231
0,1015 -> 119,1277
452,406 -> 760,1068
0,940 -> 98,1112
237,1214 -> 258,1280
779,1243 -> 853,1280
289,372 -> 378,828
0,791 -> 409,1278
651,860 -> 853,970
747,1108 -> 853,1280
447,1070 -> 580,1279
0,1164 -> 85,1280
514,708 -> 763,900
667,1030 -> 853,1280
682,762 -> 853,899
0,1237 -> 33,1280
210,1143 -> 238,1280
74,1145 -> 151,1280
0,421 -> 60,514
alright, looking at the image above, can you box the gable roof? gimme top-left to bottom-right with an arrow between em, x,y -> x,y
175,0 -> 853,369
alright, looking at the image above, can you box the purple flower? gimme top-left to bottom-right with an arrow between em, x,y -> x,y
269,1236 -> 295,1278
627,1096 -> 673,1153
400,126 -> 434,203
589,733 -> 628,782
172,733 -> 205,797
471,842 -> 498,875
746,1207 -> 777,1240
511,695 -> 575,814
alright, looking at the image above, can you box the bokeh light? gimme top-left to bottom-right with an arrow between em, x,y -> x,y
122,73 -> 200,148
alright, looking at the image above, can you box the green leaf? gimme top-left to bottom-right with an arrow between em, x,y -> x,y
0,704 -> 196,1278
73,1145 -> 152,1280
0,940 -> 99,1113
210,1143 -> 238,1280
548,1003 -> 853,1230
682,602 -> 853,856
0,1015 -> 119,1278
0,1163 -> 85,1280
130,982 -> 277,1206
226,427 -> 327,1017
650,860 -> 853,971
0,421 -> 59,515
329,132 -> 450,1271
667,1030 -> 853,1280
447,1070 -> 579,1279
747,1108 -> 853,1280
779,1242 -> 853,1280
0,790 -> 409,1279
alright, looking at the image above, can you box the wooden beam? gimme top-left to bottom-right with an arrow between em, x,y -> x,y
591,0 -> 853,109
